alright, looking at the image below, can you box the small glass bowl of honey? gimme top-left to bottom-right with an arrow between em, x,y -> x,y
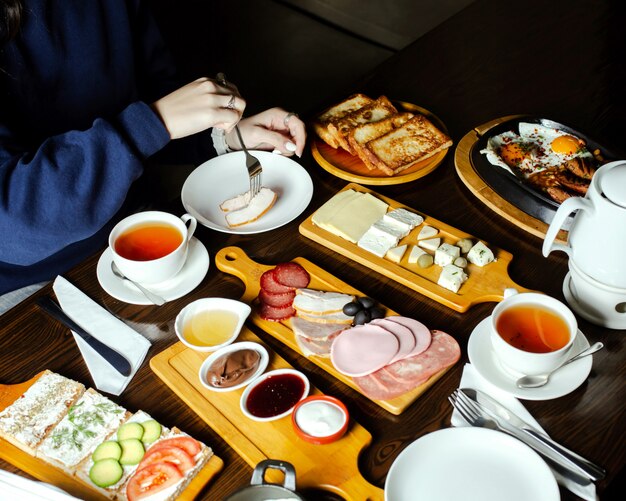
175,297 -> 251,352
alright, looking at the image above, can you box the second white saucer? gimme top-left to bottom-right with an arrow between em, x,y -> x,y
97,237 -> 209,305
467,316 -> 592,400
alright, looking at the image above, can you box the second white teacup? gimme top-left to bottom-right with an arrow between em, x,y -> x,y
109,211 -> 197,284
491,289 -> 577,376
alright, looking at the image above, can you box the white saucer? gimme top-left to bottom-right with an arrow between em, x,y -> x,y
96,238 -> 209,305
467,316 -> 592,400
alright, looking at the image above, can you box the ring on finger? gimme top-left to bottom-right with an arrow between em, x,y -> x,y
284,112 -> 299,127
226,95 -> 236,110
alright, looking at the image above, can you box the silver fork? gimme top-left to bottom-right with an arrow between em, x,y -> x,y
216,73 -> 262,197
449,390 -> 601,482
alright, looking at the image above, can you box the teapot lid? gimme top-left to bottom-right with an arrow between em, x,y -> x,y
599,163 -> 626,208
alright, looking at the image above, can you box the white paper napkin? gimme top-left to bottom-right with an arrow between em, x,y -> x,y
452,363 -> 597,501
52,276 -> 151,395
0,469 -> 82,500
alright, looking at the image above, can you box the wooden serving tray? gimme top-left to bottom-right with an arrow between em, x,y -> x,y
299,183 -> 532,312
311,101 -> 449,185
215,246 -> 454,415
150,330 -> 384,501
0,371 -> 223,501
454,115 -> 567,244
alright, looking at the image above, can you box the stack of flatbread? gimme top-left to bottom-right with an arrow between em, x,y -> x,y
312,93 -> 452,176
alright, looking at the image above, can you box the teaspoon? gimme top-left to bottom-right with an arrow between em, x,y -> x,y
110,262 -> 166,306
516,342 -> 604,389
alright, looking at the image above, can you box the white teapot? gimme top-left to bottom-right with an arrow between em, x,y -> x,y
543,161 -> 626,288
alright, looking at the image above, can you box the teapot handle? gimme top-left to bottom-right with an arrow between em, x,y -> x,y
542,197 -> 592,258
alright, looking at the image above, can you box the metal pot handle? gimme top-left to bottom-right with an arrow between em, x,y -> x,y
250,459 -> 297,492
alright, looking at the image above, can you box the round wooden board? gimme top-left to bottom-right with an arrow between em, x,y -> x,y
454,116 -> 568,244
310,102 -> 450,185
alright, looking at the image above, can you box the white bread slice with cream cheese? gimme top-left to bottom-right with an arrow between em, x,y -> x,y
293,289 -> 355,315
223,187 -> 277,227
0,370 -> 85,456
313,93 -> 374,148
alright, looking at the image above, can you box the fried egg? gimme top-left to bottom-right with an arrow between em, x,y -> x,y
481,122 -> 593,177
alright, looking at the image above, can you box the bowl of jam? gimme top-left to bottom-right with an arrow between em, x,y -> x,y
240,369 -> 310,422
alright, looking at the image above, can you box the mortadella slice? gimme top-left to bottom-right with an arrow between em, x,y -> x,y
371,318 -> 416,363
330,324 -> 399,377
386,316 -> 432,357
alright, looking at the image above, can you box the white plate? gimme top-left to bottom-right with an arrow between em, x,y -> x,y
385,427 -> 559,501
181,151 -> 313,234
96,238 -> 209,305
468,316 -> 592,400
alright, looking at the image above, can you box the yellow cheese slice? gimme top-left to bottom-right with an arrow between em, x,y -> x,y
312,189 -> 360,227
324,193 -> 389,243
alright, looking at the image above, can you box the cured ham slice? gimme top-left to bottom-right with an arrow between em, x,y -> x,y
219,191 -> 252,212
224,188 -> 277,227
371,318 -> 416,363
353,330 -> 460,400
293,289 -> 354,315
330,324 -> 399,377
386,316 -> 432,357
295,330 -> 342,357
291,317 -> 346,341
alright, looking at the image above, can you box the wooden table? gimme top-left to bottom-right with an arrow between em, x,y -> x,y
1,0 -> 624,499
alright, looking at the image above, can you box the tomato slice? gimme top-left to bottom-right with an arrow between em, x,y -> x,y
138,445 -> 195,473
148,436 -> 201,457
126,461 -> 183,501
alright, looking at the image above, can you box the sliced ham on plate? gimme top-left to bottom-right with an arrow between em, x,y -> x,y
371,318 -> 416,363
293,289 -> 354,315
330,324 -> 400,377
386,316 -> 432,357
353,330 -> 460,400
224,187 -> 277,227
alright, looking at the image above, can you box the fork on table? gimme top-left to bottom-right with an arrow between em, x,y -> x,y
216,72 -> 263,198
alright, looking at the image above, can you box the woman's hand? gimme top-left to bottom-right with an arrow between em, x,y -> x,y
226,108 -> 306,157
151,77 -> 245,139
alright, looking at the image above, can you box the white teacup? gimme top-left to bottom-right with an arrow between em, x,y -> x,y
109,211 -> 197,284
490,289 -> 577,376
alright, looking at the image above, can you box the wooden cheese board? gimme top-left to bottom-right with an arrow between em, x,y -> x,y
0,371 -> 223,501
299,183 -> 533,312
214,246 -> 455,415
150,330 -> 384,501
311,101 -> 450,185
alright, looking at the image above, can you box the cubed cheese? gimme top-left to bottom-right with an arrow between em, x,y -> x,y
417,225 -> 438,240
438,264 -> 468,293
384,208 -> 424,232
386,244 -> 407,263
357,227 -> 398,258
435,243 -> 461,266
418,237 -> 441,252
467,241 -> 495,267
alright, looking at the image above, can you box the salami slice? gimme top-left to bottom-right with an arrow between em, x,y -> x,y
258,288 -> 296,308
353,330 -> 460,400
273,262 -> 311,288
258,302 -> 296,321
260,269 -> 293,294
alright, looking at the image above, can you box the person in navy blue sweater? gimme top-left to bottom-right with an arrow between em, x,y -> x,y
0,0 -> 306,303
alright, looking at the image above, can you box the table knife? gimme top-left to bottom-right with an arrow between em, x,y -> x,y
37,296 -> 133,377
461,388 -> 606,481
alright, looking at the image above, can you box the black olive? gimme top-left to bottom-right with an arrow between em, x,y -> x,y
354,309 -> 371,325
369,307 -> 385,320
343,301 -> 362,316
357,297 -> 375,309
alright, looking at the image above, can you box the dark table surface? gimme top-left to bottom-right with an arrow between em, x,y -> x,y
1,0 -> 624,499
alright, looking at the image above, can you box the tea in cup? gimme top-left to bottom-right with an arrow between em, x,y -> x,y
491,289 -> 577,376
109,211 -> 197,284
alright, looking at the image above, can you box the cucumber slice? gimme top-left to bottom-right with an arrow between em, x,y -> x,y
89,458 -> 123,488
92,441 -> 122,462
117,422 -> 144,441
141,420 -> 162,444
119,438 -> 145,465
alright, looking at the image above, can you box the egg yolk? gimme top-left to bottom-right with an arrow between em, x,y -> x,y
499,142 -> 530,167
551,135 -> 582,155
